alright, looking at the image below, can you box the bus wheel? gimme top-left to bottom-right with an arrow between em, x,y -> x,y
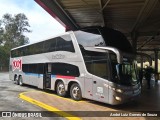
14,75 -> 19,85
14,75 -> 17,84
70,83 -> 82,101
19,76 -> 23,86
56,81 -> 66,97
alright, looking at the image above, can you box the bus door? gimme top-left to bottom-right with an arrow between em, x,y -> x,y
92,60 -> 109,102
92,76 -> 109,102
44,63 -> 51,89
84,74 -> 93,99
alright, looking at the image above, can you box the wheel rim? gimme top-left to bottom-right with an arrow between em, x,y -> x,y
15,77 -> 19,84
72,86 -> 80,99
19,77 -> 22,85
57,83 -> 65,95
14,76 -> 17,84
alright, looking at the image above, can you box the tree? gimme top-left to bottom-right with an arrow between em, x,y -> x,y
0,13 -> 31,70
0,21 -> 4,44
1,13 -> 31,48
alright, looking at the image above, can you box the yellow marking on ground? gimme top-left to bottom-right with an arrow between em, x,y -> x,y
19,92 -> 81,120
37,91 -> 84,103
22,90 -> 84,103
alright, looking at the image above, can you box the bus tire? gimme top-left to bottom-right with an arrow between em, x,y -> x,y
15,75 -> 19,85
70,83 -> 82,101
14,75 -> 17,84
56,81 -> 67,97
19,76 -> 23,86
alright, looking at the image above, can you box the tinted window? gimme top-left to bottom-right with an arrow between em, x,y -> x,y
44,38 -> 56,53
37,63 -> 44,74
82,50 -> 109,79
22,64 -> 44,74
20,47 -> 25,56
22,64 -> 28,72
11,34 -> 75,58
28,44 -> 36,55
11,50 -> 16,58
13,49 -> 19,57
18,48 -> 22,56
24,46 -> 29,56
52,63 -> 80,77
56,35 -> 75,52
28,64 -> 37,73
34,42 -> 44,54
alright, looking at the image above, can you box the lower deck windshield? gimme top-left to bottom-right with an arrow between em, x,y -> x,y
110,54 -> 138,86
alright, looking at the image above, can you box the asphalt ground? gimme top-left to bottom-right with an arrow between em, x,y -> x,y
0,72 -> 65,120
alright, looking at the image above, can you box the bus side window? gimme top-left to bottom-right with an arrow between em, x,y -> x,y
34,42 -> 44,54
56,35 -> 75,52
11,50 -> 15,58
32,64 -> 37,73
44,38 -> 56,53
22,64 -> 29,73
37,64 -> 44,74
30,45 -> 36,55
52,63 -> 80,77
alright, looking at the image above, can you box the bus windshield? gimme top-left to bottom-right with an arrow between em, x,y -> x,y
116,62 -> 137,85
110,54 -> 138,86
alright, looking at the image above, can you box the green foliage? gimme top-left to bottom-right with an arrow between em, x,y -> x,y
0,21 -> 4,44
0,13 -> 31,69
0,46 -> 9,66
1,13 -> 31,48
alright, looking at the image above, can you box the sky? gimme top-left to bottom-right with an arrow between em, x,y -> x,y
0,0 -> 65,43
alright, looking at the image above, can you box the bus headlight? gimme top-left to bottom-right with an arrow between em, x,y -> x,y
116,89 -> 123,93
108,86 -> 123,93
115,96 -> 122,101
112,87 -> 116,91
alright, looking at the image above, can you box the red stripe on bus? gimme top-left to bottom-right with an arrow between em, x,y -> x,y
56,75 -> 75,79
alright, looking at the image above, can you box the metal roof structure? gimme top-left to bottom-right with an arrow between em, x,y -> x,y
35,0 -> 160,59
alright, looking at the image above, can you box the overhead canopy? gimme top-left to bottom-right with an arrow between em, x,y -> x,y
35,0 -> 160,58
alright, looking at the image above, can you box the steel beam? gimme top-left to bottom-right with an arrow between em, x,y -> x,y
54,0 -> 79,29
125,31 -> 160,37
98,0 -> 105,26
131,31 -> 138,54
35,0 -> 79,30
137,49 -> 160,51
137,36 -> 155,50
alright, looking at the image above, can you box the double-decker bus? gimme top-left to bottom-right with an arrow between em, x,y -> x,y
9,27 -> 141,105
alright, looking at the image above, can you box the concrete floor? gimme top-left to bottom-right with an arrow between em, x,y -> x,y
20,78 -> 160,120
112,79 -> 160,111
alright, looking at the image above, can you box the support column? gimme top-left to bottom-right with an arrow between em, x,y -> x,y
131,32 -> 138,54
141,56 -> 143,68
154,50 -> 158,82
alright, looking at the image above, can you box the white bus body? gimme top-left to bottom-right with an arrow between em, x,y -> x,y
9,29 -> 141,105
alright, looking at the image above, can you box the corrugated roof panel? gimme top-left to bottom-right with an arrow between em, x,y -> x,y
103,0 -> 144,32
138,1 -> 160,32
